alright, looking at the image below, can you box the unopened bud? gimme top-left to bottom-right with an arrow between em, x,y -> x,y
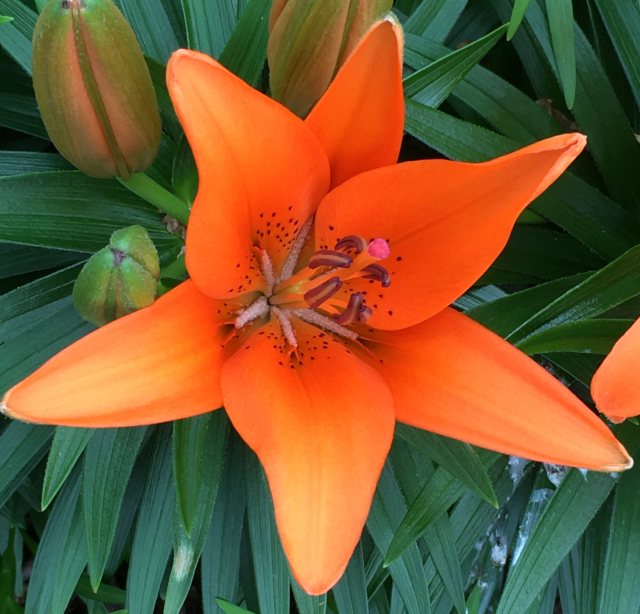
268,0 -> 392,117
32,0 -> 161,179
73,225 -> 160,326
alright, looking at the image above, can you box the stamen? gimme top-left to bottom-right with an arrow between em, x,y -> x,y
272,306 -> 298,348
303,276 -> 342,309
334,292 -> 364,325
367,238 -> 390,259
291,309 -> 359,341
362,264 -> 391,288
358,305 -> 373,323
278,216 -> 314,282
309,250 -> 353,269
235,296 -> 269,329
258,248 -> 276,295
335,235 -> 368,254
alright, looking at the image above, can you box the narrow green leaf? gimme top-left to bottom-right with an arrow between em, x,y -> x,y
395,424 -> 497,507
218,0 -> 270,86
111,0 -> 183,63
24,465 -> 86,614
0,172 -> 182,256
507,0 -> 533,39
173,413 -> 212,536
404,0 -> 467,42
0,529 -> 17,607
42,427 -> 95,509
545,0 -> 575,108
181,0 -> 246,58
291,579 -> 326,614
516,319 -> 633,355
127,425 -> 175,614
0,152 -> 73,176
74,576 -> 126,604
496,423 -> 640,614
597,450 -> 640,614
333,542 -> 368,614
0,15 -> 13,23
0,0 -> 36,72
216,599 -> 257,614
243,448 -> 290,614
164,410 -> 229,614
201,431 -> 246,614
0,422 -> 53,509
367,461 -> 432,614
404,25 -> 507,108
506,245 -> 640,346
83,427 -> 147,591
594,0 -> 640,109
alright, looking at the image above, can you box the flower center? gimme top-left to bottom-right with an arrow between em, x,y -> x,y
234,218 -> 392,347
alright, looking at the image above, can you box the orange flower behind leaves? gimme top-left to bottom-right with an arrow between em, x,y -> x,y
1,18 -> 632,595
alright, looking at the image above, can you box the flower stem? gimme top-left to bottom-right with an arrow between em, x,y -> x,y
118,173 -> 190,226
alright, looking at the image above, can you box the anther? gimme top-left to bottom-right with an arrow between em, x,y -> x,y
358,305 -> 373,323
362,264 -> 391,288
309,250 -> 353,269
335,235 -> 368,254
334,292 -> 365,326
303,276 -> 343,309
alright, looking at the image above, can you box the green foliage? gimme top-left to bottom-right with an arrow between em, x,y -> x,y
2,0 -> 640,613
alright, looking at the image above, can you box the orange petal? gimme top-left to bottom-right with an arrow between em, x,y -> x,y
305,16 -> 404,189
315,133 -> 586,330
1,281 -> 235,427
592,318 -> 640,423
167,50 -> 330,299
221,318 -> 395,594
361,308 -> 632,471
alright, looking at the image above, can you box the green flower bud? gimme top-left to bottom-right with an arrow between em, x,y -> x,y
32,0 -> 161,179
268,0 -> 392,118
73,225 -> 160,326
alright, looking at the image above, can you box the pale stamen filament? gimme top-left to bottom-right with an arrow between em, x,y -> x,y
235,296 -> 270,329
291,309 -> 359,341
272,306 -> 298,348
278,216 -> 314,282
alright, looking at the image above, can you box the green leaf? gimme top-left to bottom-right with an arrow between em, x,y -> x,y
0,0 -> 36,72
165,410 -> 229,614
42,427 -> 95,509
173,413 -> 212,536
0,529 -> 17,607
243,448 -> 290,614
333,542 -> 368,614
74,576 -> 126,604
496,423 -> 640,614
0,172 -> 182,256
0,15 -> 13,23
24,464 -> 87,614
181,0 -> 247,59
506,244 -> 640,346
516,319 -> 633,355
201,431 -> 246,614
218,0 -> 270,86
404,24 -> 507,108
0,422 -> 54,509
395,424 -> 497,507
126,425 -> 175,614
593,0 -> 640,109
507,0 -> 533,40
112,0 -> 183,63
545,0 -> 575,108
83,427 -> 147,591
597,450 -> 640,614
0,152 -> 73,176
367,461 -> 432,614
404,0 -> 467,42
216,599 -> 257,614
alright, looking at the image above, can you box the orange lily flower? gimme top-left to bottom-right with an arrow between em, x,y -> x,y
1,18 -> 633,594
592,319 -> 640,423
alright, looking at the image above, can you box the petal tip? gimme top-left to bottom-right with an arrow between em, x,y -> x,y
0,395 -> 11,418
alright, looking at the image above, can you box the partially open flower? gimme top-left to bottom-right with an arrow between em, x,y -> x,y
32,0 -> 161,179
268,0 -> 392,117
73,225 -> 160,326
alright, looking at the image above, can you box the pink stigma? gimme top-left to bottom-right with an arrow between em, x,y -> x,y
368,238 -> 390,259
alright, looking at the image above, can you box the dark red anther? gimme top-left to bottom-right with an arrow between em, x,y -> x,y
357,305 -> 373,323
309,250 -> 353,269
334,292 -> 364,325
303,276 -> 343,309
335,235 -> 368,254
362,264 -> 391,287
